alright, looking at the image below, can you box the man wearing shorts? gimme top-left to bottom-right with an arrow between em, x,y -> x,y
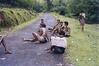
24,24 -> 48,43
79,12 -> 86,31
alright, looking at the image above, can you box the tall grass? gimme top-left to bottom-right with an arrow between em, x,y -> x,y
0,8 -> 36,27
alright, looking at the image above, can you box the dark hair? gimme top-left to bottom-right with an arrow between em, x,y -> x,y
79,15 -> 84,19
81,10 -> 84,13
41,19 -> 44,20
57,19 -> 60,22
41,19 -> 44,22
41,24 -> 46,28
64,21 -> 68,26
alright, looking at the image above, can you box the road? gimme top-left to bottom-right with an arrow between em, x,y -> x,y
0,13 -> 71,66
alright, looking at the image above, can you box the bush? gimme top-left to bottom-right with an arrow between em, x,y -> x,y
51,5 -> 66,15
66,0 -> 99,23
0,8 -> 36,27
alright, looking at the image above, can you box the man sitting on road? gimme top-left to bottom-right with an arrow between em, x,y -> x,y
59,21 -> 71,37
48,19 -> 61,32
24,23 -> 48,43
40,19 -> 46,28
51,21 -> 71,37
51,21 -> 63,35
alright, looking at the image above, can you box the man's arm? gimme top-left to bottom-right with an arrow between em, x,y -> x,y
66,27 -> 71,35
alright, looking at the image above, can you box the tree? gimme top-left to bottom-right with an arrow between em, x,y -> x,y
45,0 -> 53,11
66,0 -> 99,23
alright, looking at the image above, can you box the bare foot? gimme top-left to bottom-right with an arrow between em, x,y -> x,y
45,49 -> 52,53
23,38 -> 33,42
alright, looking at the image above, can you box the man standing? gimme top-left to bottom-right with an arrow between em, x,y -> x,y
79,11 -> 86,31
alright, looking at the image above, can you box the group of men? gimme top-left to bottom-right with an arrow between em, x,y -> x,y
24,19 -> 70,54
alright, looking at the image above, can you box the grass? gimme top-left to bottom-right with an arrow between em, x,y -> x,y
0,13 -> 43,35
53,13 -> 99,66
13,13 -> 43,32
0,8 -> 39,34
0,8 -> 36,27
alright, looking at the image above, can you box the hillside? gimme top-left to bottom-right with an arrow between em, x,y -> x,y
0,8 -> 37,32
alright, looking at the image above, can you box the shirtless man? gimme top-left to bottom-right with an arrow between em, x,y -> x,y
62,21 -> 71,37
51,21 -> 70,37
24,24 -> 48,43
40,19 -> 46,28
51,22 -> 63,36
48,19 -> 60,32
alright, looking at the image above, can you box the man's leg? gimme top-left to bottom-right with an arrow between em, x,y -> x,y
1,38 -> 11,54
82,25 -> 84,32
45,46 -> 55,53
24,32 -> 39,42
32,33 -> 41,41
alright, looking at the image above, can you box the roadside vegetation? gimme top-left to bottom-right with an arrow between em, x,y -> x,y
0,8 -> 37,34
0,8 -> 36,27
53,13 -> 99,66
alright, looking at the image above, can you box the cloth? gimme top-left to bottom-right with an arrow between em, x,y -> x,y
79,18 -> 85,25
80,13 -> 86,18
51,46 -> 65,54
51,36 -> 67,48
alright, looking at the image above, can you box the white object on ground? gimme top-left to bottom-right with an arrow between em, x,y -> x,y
0,58 -> 6,60
56,63 -> 63,66
72,41 -> 73,43
51,36 -> 67,48
76,59 -> 79,61
88,58 -> 91,61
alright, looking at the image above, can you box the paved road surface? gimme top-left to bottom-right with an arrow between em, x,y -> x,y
0,13 -> 71,66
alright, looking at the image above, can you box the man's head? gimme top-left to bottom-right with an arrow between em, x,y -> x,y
81,10 -> 84,13
64,21 -> 69,26
60,21 -> 63,26
41,19 -> 44,23
57,19 -> 60,23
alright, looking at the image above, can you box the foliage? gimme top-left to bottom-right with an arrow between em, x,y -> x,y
0,8 -> 36,27
66,0 -> 99,23
0,0 -> 99,23
51,5 -> 66,15
0,0 -> 45,12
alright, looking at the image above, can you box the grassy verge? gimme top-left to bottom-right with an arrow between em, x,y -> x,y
0,13 -> 43,35
13,13 -> 43,32
0,8 -> 43,34
53,13 -> 99,66
0,8 -> 36,27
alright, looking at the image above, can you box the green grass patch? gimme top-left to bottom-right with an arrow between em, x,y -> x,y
53,13 -> 99,66
13,13 -> 43,32
0,8 -> 37,27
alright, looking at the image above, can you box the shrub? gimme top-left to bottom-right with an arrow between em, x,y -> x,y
0,8 -> 36,27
